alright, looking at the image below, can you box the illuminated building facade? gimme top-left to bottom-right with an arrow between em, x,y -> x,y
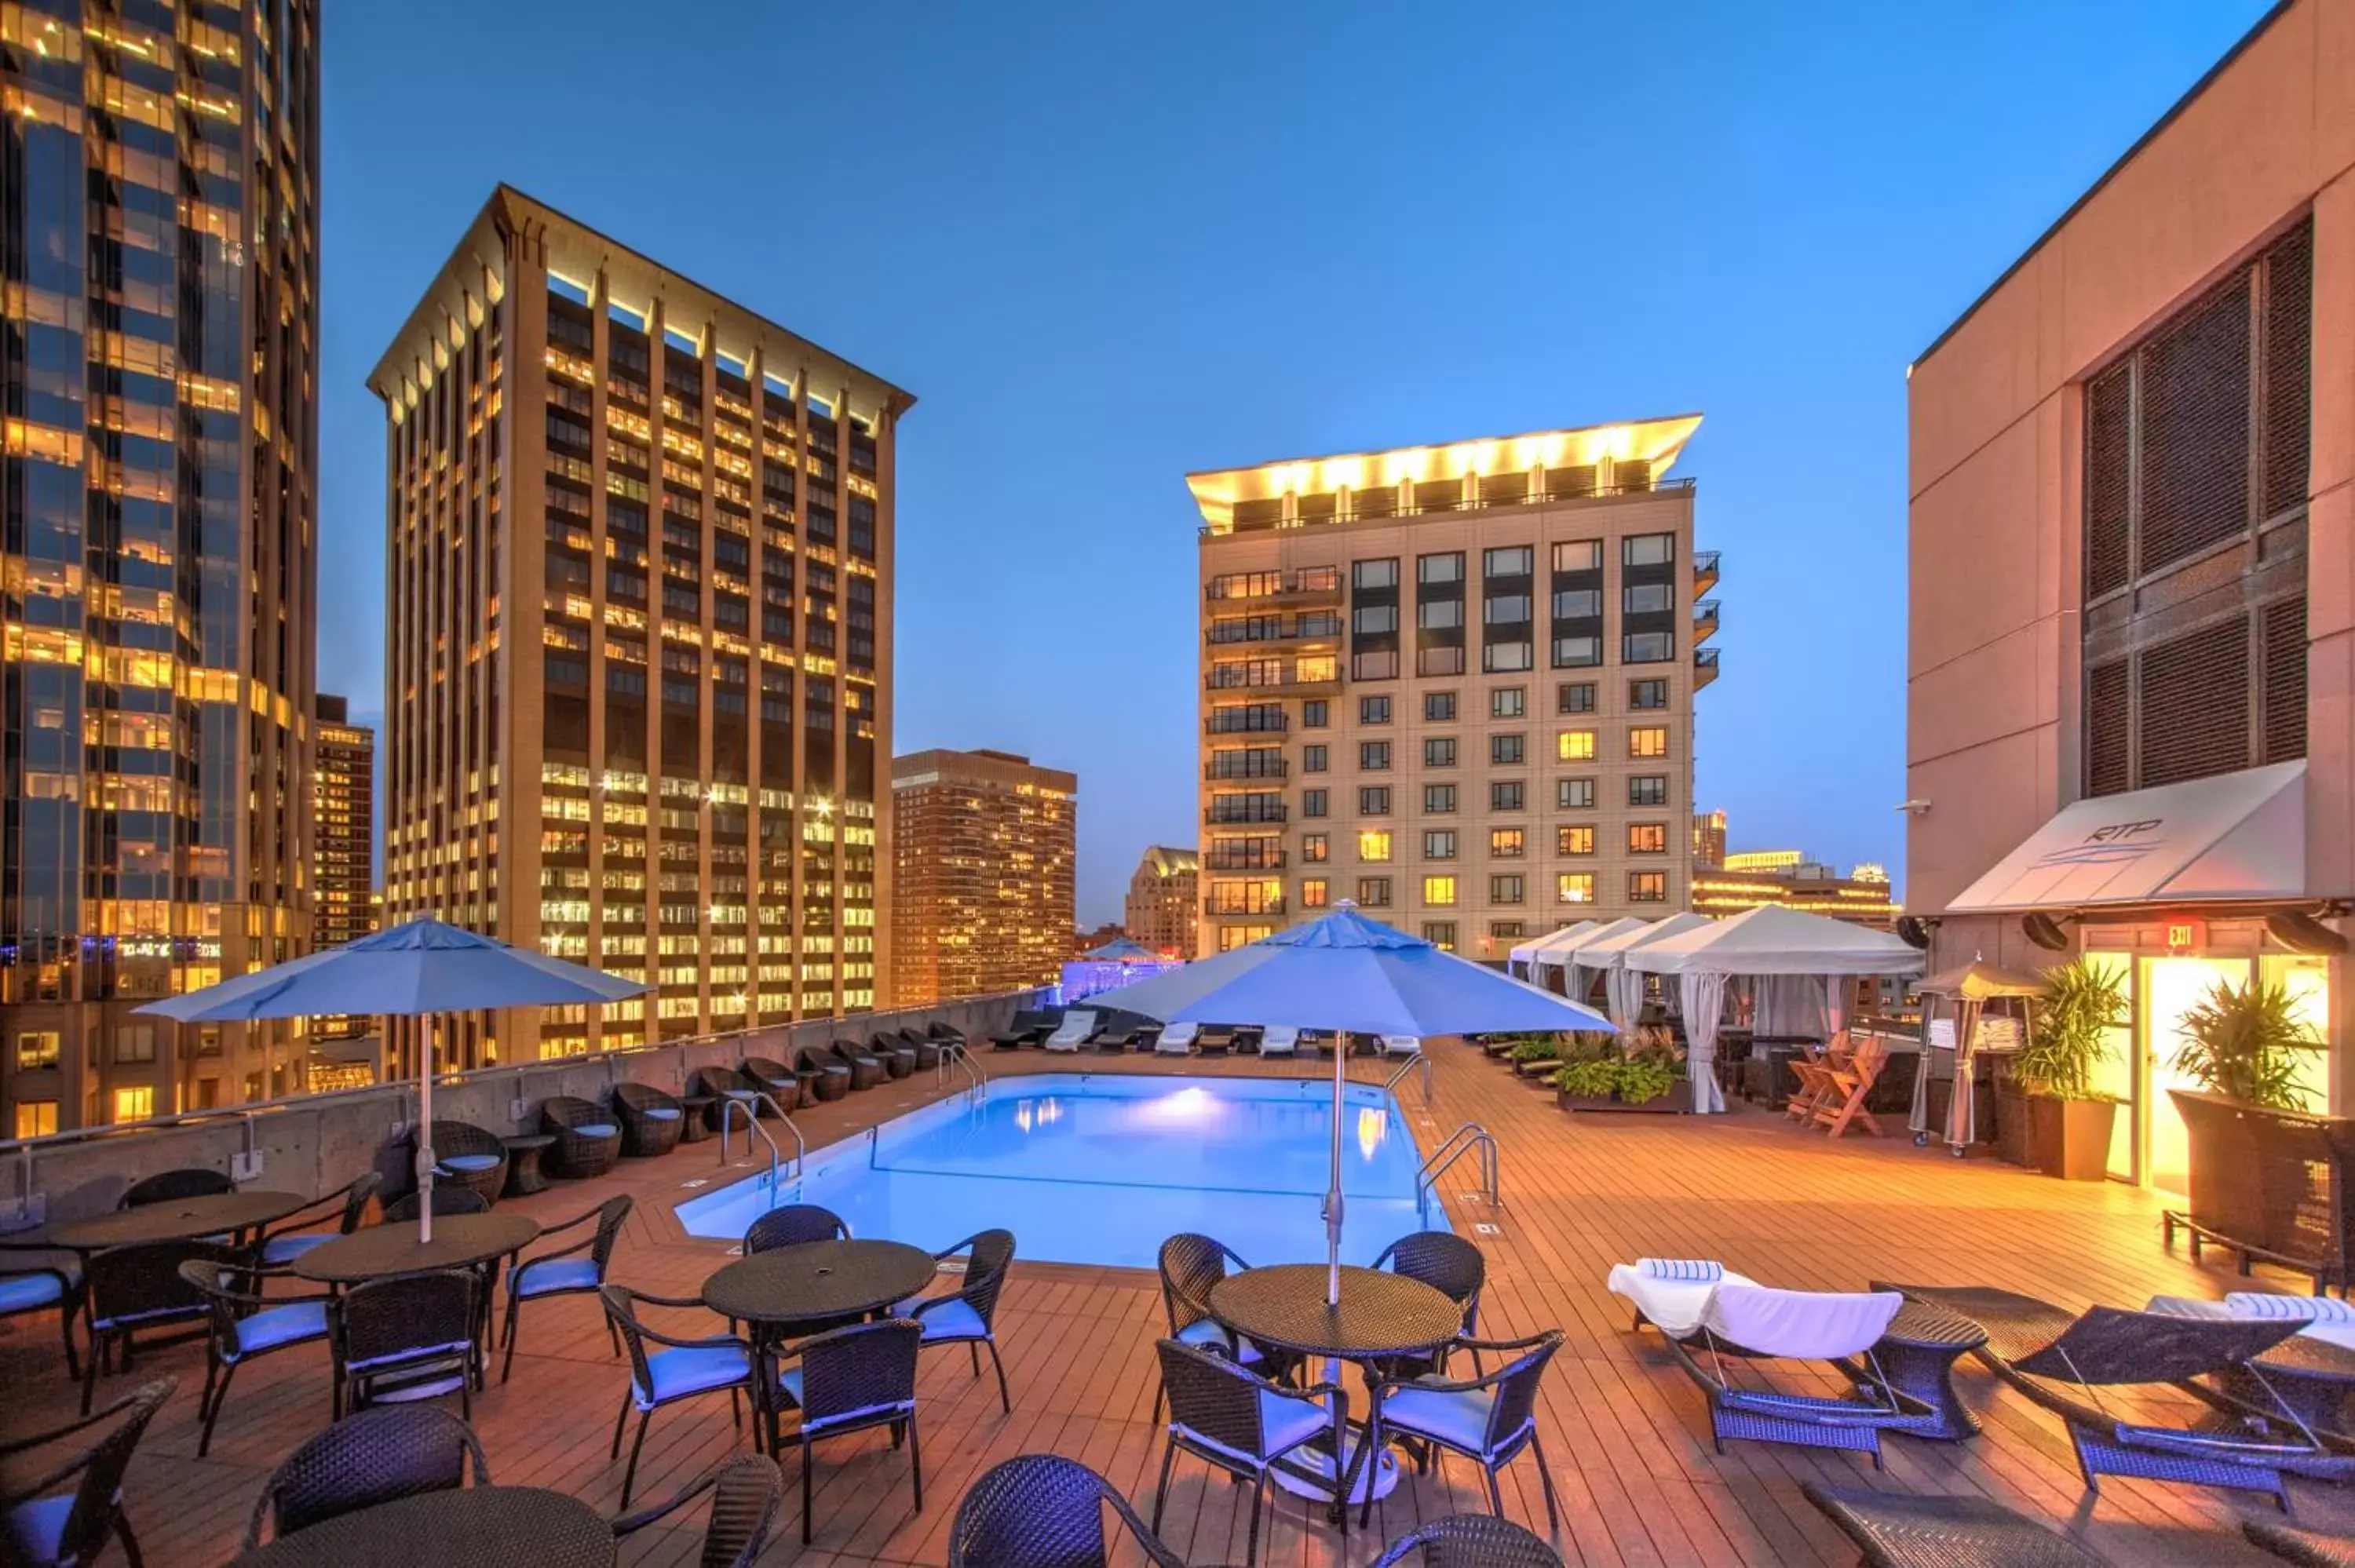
2,0 -> 320,1136
371,188 -> 908,1070
1192,420 -> 1718,961
1691,853 -> 1901,928
1124,845 -> 1199,957
1692,809 -> 1727,869
310,695 -> 374,1041
890,749 -> 1075,1005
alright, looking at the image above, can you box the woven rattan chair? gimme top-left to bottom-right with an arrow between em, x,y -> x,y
870,1032 -> 918,1079
896,1229 -> 1016,1413
0,1377 -> 173,1568
243,1405 -> 490,1549
739,1056 -> 804,1112
691,1065 -> 766,1134
502,1194 -> 633,1382
612,1081 -> 688,1157
1802,1482 -> 2109,1567
0,1241 -> 84,1379
1361,1331 -> 1563,1531
420,1120 -> 509,1205
332,1269 -> 479,1419
1374,1231 -> 1488,1377
612,1453 -> 784,1568
542,1095 -> 625,1179
1152,1337 -> 1344,1566
259,1172 -> 382,1265
898,1027 -> 951,1070
119,1167 -> 234,1209
179,1256 -> 335,1455
1152,1232 -> 1269,1424
80,1238 -> 238,1413
829,1037 -> 886,1091
948,1453 -> 1185,1568
793,1048 -> 851,1103
744,1204 -> 850,1254
775,1318 -> 925,1544
382,1186 -> 491,1223
1371,1512 -> 1566,1567
2247,1519 -> 2355,1568
601,1282 -> 765,1508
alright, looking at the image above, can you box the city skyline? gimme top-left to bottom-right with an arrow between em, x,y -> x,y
305,0 -> 2275,925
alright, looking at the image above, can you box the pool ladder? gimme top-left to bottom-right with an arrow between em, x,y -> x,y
1382,1049 -> 1433,1107
939,1043 -> 989,1103
1415,1121 -> 1500,1216
718,1092 -> 805,1195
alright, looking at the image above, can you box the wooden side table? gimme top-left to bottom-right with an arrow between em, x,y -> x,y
502,1133 -> 557,1196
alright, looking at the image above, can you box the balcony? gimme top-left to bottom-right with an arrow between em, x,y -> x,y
1203,570 -> 1344,607
1203,623 -> 1343,653
1203,848 -> 1287,872
1204,709 -> 1288,737
1693,599 -> 1719,641
1696,646 -> 1720,690
1201,476 -> 1698,538
1205,803 -> 1288,826
1206,897 -> 1287,919
1204,759 -> 1289,782
1693,550 -> 1721,597
1205,671 -> 1341,698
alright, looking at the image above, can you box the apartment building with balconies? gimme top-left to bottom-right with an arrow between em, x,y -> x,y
1191,420 -> 1719,961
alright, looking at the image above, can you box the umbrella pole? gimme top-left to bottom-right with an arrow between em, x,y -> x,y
1327,1041 -> 1345,1307
416,1019 -> 435,1245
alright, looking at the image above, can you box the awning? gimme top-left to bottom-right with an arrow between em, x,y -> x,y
1944,760 -> 2306,914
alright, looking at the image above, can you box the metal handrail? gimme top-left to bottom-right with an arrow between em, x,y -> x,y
938,1043 -> 988,1102
718,1091 -> 802,1194
1382,1050 -> 1433,1107
1415,1121 -> 1499,1213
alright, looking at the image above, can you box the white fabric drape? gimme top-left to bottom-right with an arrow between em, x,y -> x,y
1680,969 -> 1729,1114
1606,965 -> 1643,1030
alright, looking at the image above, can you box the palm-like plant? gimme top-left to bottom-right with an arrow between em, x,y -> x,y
2018,957 -> 2124,1099
2172,975 -> 2322,1111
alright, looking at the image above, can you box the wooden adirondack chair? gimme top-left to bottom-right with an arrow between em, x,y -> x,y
1813,1034 -> 1888,1139
1785,1037 -> 1843,1125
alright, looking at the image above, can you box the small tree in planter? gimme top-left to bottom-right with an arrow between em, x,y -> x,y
2173,975 -> 2322,1110
2009,958 -> 2125,1180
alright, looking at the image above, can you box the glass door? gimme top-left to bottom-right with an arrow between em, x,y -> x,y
2138,955 -> 2254,1198
2077,952 -> 2136,1180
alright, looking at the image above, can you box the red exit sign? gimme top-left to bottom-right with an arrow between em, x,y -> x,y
2165,918 -> 2207,953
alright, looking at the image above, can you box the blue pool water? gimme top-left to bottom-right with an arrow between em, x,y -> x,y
675,1073 -> 1444,1270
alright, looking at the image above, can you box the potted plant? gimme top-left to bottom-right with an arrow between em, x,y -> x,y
1507,1034 -> 1565,1080
1552,1038 -> 1684,1113
1552,1056 -> 1621,1112
2010,958 -> 2125,1181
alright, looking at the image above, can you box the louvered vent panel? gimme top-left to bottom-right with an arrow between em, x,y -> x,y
1478,472 -> 1528,505
2264,599 -> 2308,764
1616,458 -> 1653,490
1351,485 -> 1396,520
2138,275 -> 2251,573
2138,619 -> 2249,786
1415,478 -> 1466,513
1545,465 -> 1597,498
1231,498 -> 1285,531
2083,363 -> 2132,597
2087,660 -> 2130,797
1296,490 -> 1337,521
2263,218 -> 2314,520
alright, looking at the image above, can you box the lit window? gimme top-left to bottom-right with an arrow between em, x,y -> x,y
13,1102 -> 58,1139
1559,826 -> 1595,856
1490,829 -> 1524,859
1629,823 -> 1669,854
15,1031 -> 60,1070
112,1086 -> 155,1123
1630,871 -> 1669,903
1422,876 -> 1457,907
1301,879 -> 1329,909
1630,727 -> 1669,759
1557,873 -> 1596,905
1358,830 -> 1393,863
1302,833 -> 1329,862
1557,730 -> 1596,761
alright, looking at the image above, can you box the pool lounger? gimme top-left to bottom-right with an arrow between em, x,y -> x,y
1155,1022 -> 1197,1056
1042,1010 -> 1099,1052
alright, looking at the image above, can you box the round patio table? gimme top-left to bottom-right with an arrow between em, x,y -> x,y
1208,1264 -> 1464,1510
702,1238 -> 937,1333
292,1212 -> 543,1283
51,1190 -> 308,1252
232,1485 -> 612,1566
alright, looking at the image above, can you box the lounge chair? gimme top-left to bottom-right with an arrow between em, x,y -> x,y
870,1033 -> 918,1079
739,1056 -> 803,1110
991,1011 -> 1050,1051
417,1121 -> 507,1205
1381,1034 -> 1422,1059
1802,1483 -> 2110,1568
1154,1021 -> 1197,1055
2247,1519 -> 2355,1568
1258,1026 -> 1299,1057
1198,1024 -> 1236,1056
1042,1010 -> 1098,1052
1886,1281 -> 2355,1504
1609,1259 -> 1911,1464
1301,1029 -> 1336,1056
1091,1020 -> 1140,1052
794,1047 -> 851,1103
828,1037 -> 886,1091
928,1020 -> 969,1052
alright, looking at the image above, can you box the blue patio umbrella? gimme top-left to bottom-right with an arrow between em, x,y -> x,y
1095,904 -> 1612,1301
141,919 -> 648,1241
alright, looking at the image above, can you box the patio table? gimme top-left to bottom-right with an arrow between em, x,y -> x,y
1844,1293 -> 1987,1439
502,1133 -> 557,1197
293,1212 -> 542,1283
51,1190 -> 308,1252
232,1484 -> 612,1566
703,1237 -> 938,1447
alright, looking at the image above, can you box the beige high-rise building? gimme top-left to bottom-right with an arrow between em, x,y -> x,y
890,749 -> 1076,1005
370,188 -> 910,1072
1125,845 -> 1200,957
1191,420 -> 1718,961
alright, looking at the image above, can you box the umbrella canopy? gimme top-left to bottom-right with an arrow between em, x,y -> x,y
1082,936 -> 1161,963
1623,904 -> 1928,976
1917,959 -> 2044,1000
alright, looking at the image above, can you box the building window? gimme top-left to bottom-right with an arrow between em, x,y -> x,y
1557,778 -> 1596,809
1557,873 -> 1596,905
1301,878 -> 1329,909
115,1026 -> 156,1065
1623,583 -> 1672,614
1559,825 -> 1596,855
1423,830 -> 1458,860
1490,828 -> 1524,859
1552,588 -> 1601,618
1552,540 -> 1600,571
1557,730 -> 1596,761
1302,700 -> 1329,728
1357,877 -> 1393,908
1360,741 -> 1391,771
13,1103 -> 58,1140
1623,533 -> 1674,567
1218,924 -> 1274,951
1623,632 -> 1675,664
1490,687 -> 1525,719
1558,682 -> 1596,714
1302,744 -> 1328,772
1422,876 -> 1458,907
1491,874 -> 1525,904
1418,552 -> 1464,585
1353,559 -> 1398,590
1483,546 -> 1532,577
1628,823 -> 1669,854
1354,603 -> 1398,636
1630,727 -> 1668,758
1359,786 -> 1392,815
1491,921 -> 1527,943
1491,734 -> 1524,766
1552,636 -> 1601,668
1629,871 -> 1669,902
112,1087 -> 155,1124
1302,789 -> 1328,818
1630,679 -> 1668,709
15,1031 -> 60,1070
1424,691 -> 1457,722
1489,782 -> 1524,811
1422,922 -> 1459,950
1482,639 -> 1532,673
1423,784 -> 1457,814
1423,737 -> 1456,768
1360,695 -> 1392,725
1359,830 -> 1393,862
1302,833 -> 1329,862
1626,775 -> 1666,808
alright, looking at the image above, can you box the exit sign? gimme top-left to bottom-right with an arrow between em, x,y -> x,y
2165,918 -> 2207,953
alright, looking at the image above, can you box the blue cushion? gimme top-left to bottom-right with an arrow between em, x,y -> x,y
910,1297 -> 987,1342
1178,1390 -> 1328,1468
635,1345 -> 751,1408
1377,1380 -> 1502,1455
349,1340 -> 473,1373
776,1366 -> 912,1432
261,1232 -> 334,1265
442,1154 -> 502,1172
0,1270 -> 73,1315
1176,1317 -> 1263,1364
642,1107 -> 683,1121
7,1493 -> 75,1564
571,1123 -> 619,1139
515,1257 -> 601,1296
228,1300 -> 330,1360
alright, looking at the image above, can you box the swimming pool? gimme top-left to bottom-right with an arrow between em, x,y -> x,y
674,1072 -> 1445,1270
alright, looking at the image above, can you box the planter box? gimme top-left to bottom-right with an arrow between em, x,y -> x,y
1555,1087 -> 1689,1114
1993,1081 -> 2035,1170
1555,1090 -> 1617,1113
2028,1095 -> 2118,1182
2167,1089 -> 2353,1289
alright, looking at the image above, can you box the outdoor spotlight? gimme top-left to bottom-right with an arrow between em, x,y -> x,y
2265,910 -> 2348,957
2021,912 -> 2071,952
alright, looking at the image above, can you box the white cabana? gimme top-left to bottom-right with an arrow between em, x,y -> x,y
1626,906 -> 1927,1114
1542,916 -> 1652,1003
1506,920 -> 1599,981
1572,912 -> 1714,1026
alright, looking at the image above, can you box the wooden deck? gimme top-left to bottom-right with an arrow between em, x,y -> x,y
6,1044 -> 2353,1566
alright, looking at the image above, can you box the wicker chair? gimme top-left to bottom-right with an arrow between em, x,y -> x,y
1371,1513 -> 1566,1567
1801,1483 -> 2109,1568
612,1081 -> 688,1158
898,1027 -> 951,1070
601,1282 -> 765,1508
870,1032 -> 918,1079
0,1240 -> 85,1378
382,1187 -> 490,1223
1374,1231 -> 1488,1377
260,1172 -> 383,1265
2247,1520 -> 2355,1568
830,1037 -> 886,1091
794,1047 -> 852,1102
502,1195 -> 633,1382
0,1377 -> 173,1568
745,1204 -> 851,1254
948,1454 -> 1185,1568
80,1239 -> 237,1413
739,1056 -> 804,1112
896,1229 -> 1015,1413
332,1270 -> 479,1418
243,1406 -> 490,1549
542,1095 -> 624,1179
612,1453 -> 784,1568
774,1318 -> 925,1544
1153,1233 -> 1271,1423
178,1257 -> 336,1456
418,1120 -> 508,1205
693,1065 -> 767,1130
1152,1337 -> 1344,1566
1360,1331 -> 1563,1531
119,1167 -> 235,1209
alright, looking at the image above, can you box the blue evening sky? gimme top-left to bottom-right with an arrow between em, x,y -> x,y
318,1 -> 2273,925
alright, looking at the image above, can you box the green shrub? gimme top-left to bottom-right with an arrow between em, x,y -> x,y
1553,1059 -> 1619,1097
2020,957 -> 2123,1100
1508,1036 -> 1563,1063
2173,975 -> 2323,1110
1617,1057 -> 1679,1105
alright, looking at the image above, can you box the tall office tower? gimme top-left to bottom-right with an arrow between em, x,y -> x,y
889,749 -> 1076,1006
1692,808 -> 1728,870
370,188 -> 911,1071
2,0 -> 321,1136
1191,421 -> 1718,961
310,695 -> 374,1040
1124,844 -> 1199,957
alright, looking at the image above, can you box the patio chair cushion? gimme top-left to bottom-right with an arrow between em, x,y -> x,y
1380,1380 -> 1510,1456
349,1337 -> 473,1373
775,1366 -> 914,1431
636,1344 -> 754,1408
641,1106 -> 683,1121
1179,1391 -> 1328,1467
1174,1316 -> 1264,1364
2229,1292 -> 2355,1325
1606,1264 -> 1758,1339
569,1122 -> 620,1140
1704,1285 -> 1902,1361
907,1297 -> 987,1342
2149,1292 -> 2355,1353
228,1300 -> 330,1360
0,1270 -> 75,1314
514,1257 -> 602,1297
441,1154 -> 502,1172
260,1232 -> 334,1266
7,1493 -> 78,1564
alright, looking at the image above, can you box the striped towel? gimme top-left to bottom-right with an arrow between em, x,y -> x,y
1637,1258 -> 1724,1283
2226,1293 -> 2355,1325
